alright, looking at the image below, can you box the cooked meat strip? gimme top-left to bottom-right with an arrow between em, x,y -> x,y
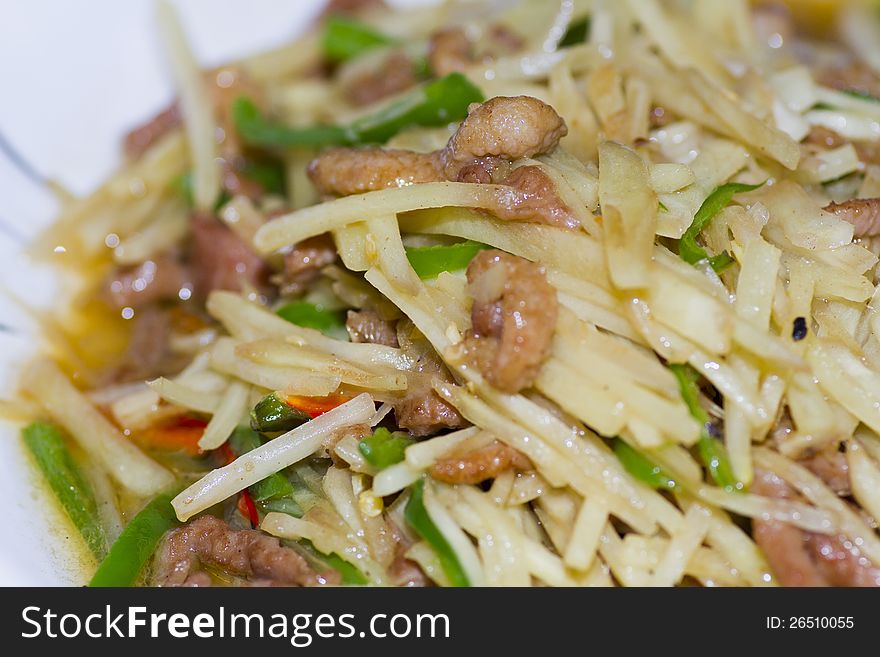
751,469 -> 880,587
430,439 -> 532,484
817,62 -> 880,101
802,126 -> 847,149
321,0 -> 386,18
464,249 -> 558,393
307,148 -> 443,196
108,305 -> 178,384
387,520 -> 429,587
307,96 -> 574,227
278,234 -> 337,297
799,444 -> 850,497
346,310 -> 399,347
487,24 -> 525,54
190,212 -> 271,297
824,198 -> 880,238
105,253 -> 191,309
428,27 -> 473,76
393,377 -> 465,437
124,103 -> 181,160
154,515 -> 339,587
440,95 -> 568,179
487,165 -> 578,229
344,50 -> 420,107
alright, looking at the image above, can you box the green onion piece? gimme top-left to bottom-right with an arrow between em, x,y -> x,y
259,496 -> 304,518
23,422 -> 107,560
233,97 -> 355,148
405,479 -> 470,587
322,15 -> 394,62
669,364 -> 743,492
250,391 -> 312,434
559,17 -> 590,47
233,72 -> 483,149
358,427 -> 414,470
658,200 -> 669,212
227,426 -> 294,501
612,438 -> 678,491
405,240 -> 490,279
276,301 -> 347,338
89,490 -> 180,586
679,181 -> 764,272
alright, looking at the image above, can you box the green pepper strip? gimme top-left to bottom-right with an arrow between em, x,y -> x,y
679,181 -> 764,272
322,15 -> 394,62
89,490 -> 180,586
228,426 -> 294,502
405,479 -> 470,587
358,427 -> 414,470
23,422 -> 107,560
559,17 -> 591,47
669,364 -> 743,492
250,391 -> 312,434
276,301 -> 347,338
233,72 -> 484,148
612,438 -> 678,491
405,240 -> 490,279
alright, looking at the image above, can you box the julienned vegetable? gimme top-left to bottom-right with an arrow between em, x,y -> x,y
232,72 -> 483,148
250,391 -> 312,433
276,301 -> 347,338
670,365 -> 743,492
322,15 -> 393,62
612,438 -> 678,491
23,422 -> 107,560
227,426 -> 295,502
300,539 -> 368,585
679,181 -> 764,272
405,479 -> 470,587
89,491 -> 180,587
405,240 -> 491,279
358,427 -> 414,469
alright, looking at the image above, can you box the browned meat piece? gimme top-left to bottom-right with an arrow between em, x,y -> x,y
464,250 -> 558,393
190,212 -> 271,297
430,439 -> 532,484
154,515 -> 339,587
105,254 -> 191,309
428,27 -> 473,76
441,95 -> 568,179
751,469 -> 880,587
108,306 -> 179,384
346,310 -> 399,347
307,148 -> 442,196
488,165 -> 579,229
802,126 -> 847,149
344,50 -> 419,107
751,469 -> 829,586
321,0 -> 385,18
393,378 -> 465,437
824,198 -> 880,238
278,234 -> 337,297
387,520 -> 428,586
124,103 -> 181,160
817,62 -> 880,102
487,24 -> 525,54
799,444 -> 850,497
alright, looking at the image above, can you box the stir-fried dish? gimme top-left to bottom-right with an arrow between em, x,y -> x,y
11,0 -> 880,587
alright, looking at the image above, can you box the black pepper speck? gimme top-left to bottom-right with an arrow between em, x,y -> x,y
792,316 -> 808,342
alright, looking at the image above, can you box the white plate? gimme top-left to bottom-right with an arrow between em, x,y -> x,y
0,0 -> 429,586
